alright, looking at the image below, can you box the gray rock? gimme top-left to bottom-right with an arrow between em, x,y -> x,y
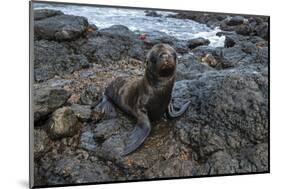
34,129 -> 51,159
34,40 -> 90,82
227,16 -> 245,26
33,85 -> 70,123
48,107 -> 79,139
176,54 -> 214,81
80,84 -> 101,106
79,25 -> 144,64
34,14 -> 89,41
34,9 -> 63,20
144,31 -> 178,47
255,22 -> 269,40
187,37 -> 210,49
173,65 -> 268,170
70,104 -> 92,121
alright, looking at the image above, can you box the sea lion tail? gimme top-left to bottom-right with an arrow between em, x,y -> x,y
166,101 -> 191,119
121,120 -> 151,156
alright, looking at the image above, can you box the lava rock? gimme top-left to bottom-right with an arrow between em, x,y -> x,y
226,16 -> 245,26
34,40 -> 90,82
48,107 -> 79,139
33,85 -> 70,123
176,54 -> 213,81
255,22 -> 269,40
34,129 -> 51,159
34,9 -> 64,20
80,84 -> 101,106
79,25 -> 144,64
70,104 -> 92,121
173,65 -> 268,162
187,37 -> 210,49
34,14 -> 89,41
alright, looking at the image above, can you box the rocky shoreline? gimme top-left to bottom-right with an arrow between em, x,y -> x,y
32,9 -> 269,186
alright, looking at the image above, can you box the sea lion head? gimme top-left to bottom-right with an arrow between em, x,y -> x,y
145,43 -> 177,79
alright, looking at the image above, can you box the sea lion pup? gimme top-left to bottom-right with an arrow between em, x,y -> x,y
97,43 -> 190,156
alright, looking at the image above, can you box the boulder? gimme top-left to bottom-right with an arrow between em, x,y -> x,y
255,22 -> 269,40
176,54 -> 214,81
187,37 -> 210,49
34,9 -> 63,20
38,151 -> 123,185
34,40 -> 90,82
80,84 -> 101,106
173,65 -> 268,172
33,85 -> 70,123
70,104 -> 92,122
167,12 -> 227,28
34,14 -> 89,41
34,129 -> 51,159
79,25 -> 146,64
48,107 -> 79,139
226,16 -> 245,26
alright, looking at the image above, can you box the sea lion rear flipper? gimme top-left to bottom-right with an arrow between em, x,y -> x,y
166,101 -> 191,119
95,95 -> 117,119
121,115 -> 151,156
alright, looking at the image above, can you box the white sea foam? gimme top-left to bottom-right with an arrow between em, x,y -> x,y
34,3 -> 225,47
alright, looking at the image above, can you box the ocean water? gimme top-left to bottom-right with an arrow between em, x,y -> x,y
34,3 -> 225,47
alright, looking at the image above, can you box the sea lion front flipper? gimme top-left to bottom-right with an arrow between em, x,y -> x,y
121,113 -> 151,156
166,101 -> 191,119
95,95 -> 117,119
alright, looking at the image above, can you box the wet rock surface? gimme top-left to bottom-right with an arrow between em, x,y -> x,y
34,9 -> 63,20
32,10 -> 269,186
34,13 -> 89,41
187,37 -> 210,49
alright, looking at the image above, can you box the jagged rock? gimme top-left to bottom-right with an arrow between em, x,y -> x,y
80,84 -> 101,106
226,16 -> 245,26
48,107 -> 79,139
34,40 -> 90,82
70,104 -> 92,121
34,129 -> 51,159
33,85 -> 70,123
34,9 -> 64,20
34,14 -> 89,41
187,37 -> 210,49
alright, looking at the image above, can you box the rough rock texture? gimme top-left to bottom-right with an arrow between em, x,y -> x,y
187,37 -> 210,49
34,14 -> 89,41
78,25 -> 146,64
48,107 -> 79,139
32,10 -> 269,186
70,104 -> 92,122
34,9 -> 64,20
80,84 -> 101,106
34,40 -> 90,81
33,84 -> 70,123
34,129 -> 51,160
226,16 -> 245,26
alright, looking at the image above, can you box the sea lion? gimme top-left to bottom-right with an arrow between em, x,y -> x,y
97,43 -> 190,156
